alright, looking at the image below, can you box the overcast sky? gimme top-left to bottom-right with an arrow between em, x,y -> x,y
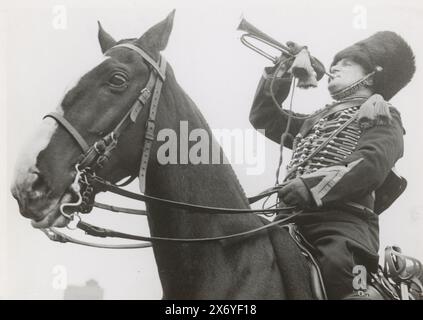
1,0 -> 422,299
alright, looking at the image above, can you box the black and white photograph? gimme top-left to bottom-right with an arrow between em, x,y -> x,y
1,0 -> 422,303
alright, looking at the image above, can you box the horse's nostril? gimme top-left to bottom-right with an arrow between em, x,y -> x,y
29,171 -> 51,198
12,168 -> 53,220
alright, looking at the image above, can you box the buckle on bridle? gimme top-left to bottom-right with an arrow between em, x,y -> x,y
138,88 -> 152,104
102,132 -> 118,146
144,119 -> 156,141
94,140 -> 107,154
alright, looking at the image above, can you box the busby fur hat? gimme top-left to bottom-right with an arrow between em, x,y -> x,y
331,31 -> 415,100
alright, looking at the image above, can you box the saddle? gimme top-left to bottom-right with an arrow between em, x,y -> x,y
283,223 -> 423,300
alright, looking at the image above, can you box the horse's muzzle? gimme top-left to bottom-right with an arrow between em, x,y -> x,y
11,169 -> 53,221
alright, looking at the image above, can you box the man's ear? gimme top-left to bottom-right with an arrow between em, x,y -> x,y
135,10 -> 175,52
98,21 -> 117,53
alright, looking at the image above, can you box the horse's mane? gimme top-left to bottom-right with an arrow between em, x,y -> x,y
163,63 -> 249,207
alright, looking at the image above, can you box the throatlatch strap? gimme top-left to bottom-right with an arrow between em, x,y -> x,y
43,112 -> 90,152
138,56 -> 167,193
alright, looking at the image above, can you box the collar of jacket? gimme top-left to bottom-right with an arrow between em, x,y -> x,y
299,97 -> 368,137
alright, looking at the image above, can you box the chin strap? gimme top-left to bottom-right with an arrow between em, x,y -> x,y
331,66 -> 383,101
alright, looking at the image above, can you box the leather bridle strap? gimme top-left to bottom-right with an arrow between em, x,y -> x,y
43,113 -> 90,152
76,210 -> 303,243
41,209 -> 302,249
91,175 -> 375,216
44,43 -> 164,176
112,70 -> 157,138
138,55 -> 167,193
94,201 -> 147,216
91,175 -> 296,214
106,42 -> 167,193
129,71 -> 157,122
42,228 -> 152,249
107,43 -> 166,81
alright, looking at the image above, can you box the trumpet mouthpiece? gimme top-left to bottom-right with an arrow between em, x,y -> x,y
326,72 -> 335,79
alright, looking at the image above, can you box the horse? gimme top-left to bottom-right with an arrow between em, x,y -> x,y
11,10 -> 313,299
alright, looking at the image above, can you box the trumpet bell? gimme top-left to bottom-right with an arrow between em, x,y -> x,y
237,17 -> 327,82
237,18 -> 293,63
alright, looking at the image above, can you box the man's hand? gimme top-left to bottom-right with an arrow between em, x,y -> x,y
278,178 -> 314,207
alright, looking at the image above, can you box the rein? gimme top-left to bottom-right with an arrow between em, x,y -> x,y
41,42 -> 301,249
43,210 -> 303,249
42,169 -> 300,249
90,173 -> 292,215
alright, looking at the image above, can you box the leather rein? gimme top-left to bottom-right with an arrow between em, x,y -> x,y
41,43 -> 301,249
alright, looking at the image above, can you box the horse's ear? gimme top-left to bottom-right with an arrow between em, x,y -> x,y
135,10 -> 175,52
97,21 -> 117,53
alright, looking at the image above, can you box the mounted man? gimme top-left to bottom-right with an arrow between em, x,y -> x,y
249,31 -> 416,299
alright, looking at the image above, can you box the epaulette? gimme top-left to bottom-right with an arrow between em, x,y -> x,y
358,94 -> 393,130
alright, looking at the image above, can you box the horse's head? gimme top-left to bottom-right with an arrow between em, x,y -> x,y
11,11 -> 175,228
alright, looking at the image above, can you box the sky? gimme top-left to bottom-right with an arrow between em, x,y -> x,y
1,0 -> 423,299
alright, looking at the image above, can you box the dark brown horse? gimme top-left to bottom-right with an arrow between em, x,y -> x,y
11,11 -> 312,299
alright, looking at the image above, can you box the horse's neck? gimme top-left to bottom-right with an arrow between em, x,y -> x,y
146,78 -> 251,236
144,73 -> 280,298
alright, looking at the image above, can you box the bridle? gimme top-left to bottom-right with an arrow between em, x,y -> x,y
44,43 -> 167,197
41,42 -> 302,249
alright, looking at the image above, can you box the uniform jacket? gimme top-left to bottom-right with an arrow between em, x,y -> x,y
249,69 -> 405,211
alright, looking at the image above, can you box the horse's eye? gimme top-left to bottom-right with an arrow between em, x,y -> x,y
109,73 -> 128,87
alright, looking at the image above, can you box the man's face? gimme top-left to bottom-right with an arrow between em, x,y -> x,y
327,58 -> 368,93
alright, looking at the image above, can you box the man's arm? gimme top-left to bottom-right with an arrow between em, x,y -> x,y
249,67 -> 308,149
299,107 -> 404,206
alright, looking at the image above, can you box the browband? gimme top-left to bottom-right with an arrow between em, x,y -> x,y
106,43 -> 166,81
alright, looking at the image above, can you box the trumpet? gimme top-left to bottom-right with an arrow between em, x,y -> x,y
237,17 -> 294,63
237,18 -> 331,81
